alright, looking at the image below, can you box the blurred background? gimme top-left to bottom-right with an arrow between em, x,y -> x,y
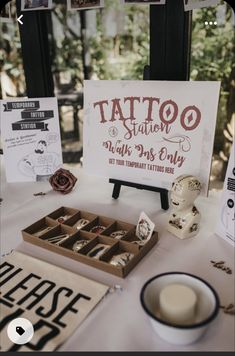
0,0 -> 234,189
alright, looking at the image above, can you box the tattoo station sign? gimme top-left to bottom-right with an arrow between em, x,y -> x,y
83,81 -> 220,195
0,251 -> 109,351
0,98 -> 63,183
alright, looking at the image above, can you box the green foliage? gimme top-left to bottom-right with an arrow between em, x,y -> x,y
51,3 -> 83,88
88,0 -> 149,80
0,21 -> 25,97
191,5 -> 234,86
89,0 -> 149,79
51,0 -> 149,83
190,3 -> 235,154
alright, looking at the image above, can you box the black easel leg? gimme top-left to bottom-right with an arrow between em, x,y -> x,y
112,183 -> 121,199
160,190 -> 169,210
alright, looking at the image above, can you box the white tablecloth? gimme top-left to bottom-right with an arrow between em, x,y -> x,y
1,158 -> 234,352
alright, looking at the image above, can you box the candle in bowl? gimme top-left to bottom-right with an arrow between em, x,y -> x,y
159,284 -> 197,325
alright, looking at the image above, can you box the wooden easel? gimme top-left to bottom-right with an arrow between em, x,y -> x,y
109,179 -> 169,210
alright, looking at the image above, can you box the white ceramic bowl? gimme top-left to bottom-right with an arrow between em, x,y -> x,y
140,272 -> 220,345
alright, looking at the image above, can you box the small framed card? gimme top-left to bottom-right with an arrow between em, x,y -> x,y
136,212 -> 155,242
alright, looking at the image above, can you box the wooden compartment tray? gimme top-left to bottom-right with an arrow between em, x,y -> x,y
22,207 -> 158,278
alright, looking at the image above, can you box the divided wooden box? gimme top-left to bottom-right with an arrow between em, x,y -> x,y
22,207 -> 158,278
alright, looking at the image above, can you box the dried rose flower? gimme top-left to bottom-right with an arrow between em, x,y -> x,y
49,168 -> 77,194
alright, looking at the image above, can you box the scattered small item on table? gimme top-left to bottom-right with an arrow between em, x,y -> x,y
110,230 -> 127,239
210,260 -> 232,274
109,252 -> 134,267
90,225 -> 106,234
34,226 -> 53,237
57,215 -> 72,223
49,168 -> 77,194
33,192 -> 47,197
75,218 -> 90,230
72,240 -> 90,252
87,244 -> 109,259
220,303 -> 235,315
108,285 -> 124,294
1,249 -> 14,258
167,175 -> 201,240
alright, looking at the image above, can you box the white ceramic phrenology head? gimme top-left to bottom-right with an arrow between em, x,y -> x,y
170,175 -> 201,211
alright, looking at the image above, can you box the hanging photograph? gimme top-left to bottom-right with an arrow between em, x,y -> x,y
83,80 -> 221,195
21,0 -> 53,11
184,0 -> 220,12
124,0 -> 166,4
0,3 -> 11,22
67,0 -> 105,11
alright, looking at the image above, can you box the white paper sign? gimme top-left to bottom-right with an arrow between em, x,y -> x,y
67,0 -> 104,11
21,0 -> 53,11
83,80 -> 220,195
0,251 -> 109,351
216,141 -> 235,247
184,0 -> 220,11
0,97 -> 63,183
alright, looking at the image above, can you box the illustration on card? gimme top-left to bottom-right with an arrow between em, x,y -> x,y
136,211 -> 155,244
18,138 -> 61,181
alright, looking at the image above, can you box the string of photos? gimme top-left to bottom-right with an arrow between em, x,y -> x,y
0,0 -> 223,22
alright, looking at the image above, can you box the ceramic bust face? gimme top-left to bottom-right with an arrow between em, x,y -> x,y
171,175 -> 201,212
167,175 -> 201,239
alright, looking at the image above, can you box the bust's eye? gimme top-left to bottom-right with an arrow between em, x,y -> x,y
177,198 -> 186,203
227,199 -> 234,209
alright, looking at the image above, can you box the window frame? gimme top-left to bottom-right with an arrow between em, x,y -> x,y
15,0 -> 233,96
